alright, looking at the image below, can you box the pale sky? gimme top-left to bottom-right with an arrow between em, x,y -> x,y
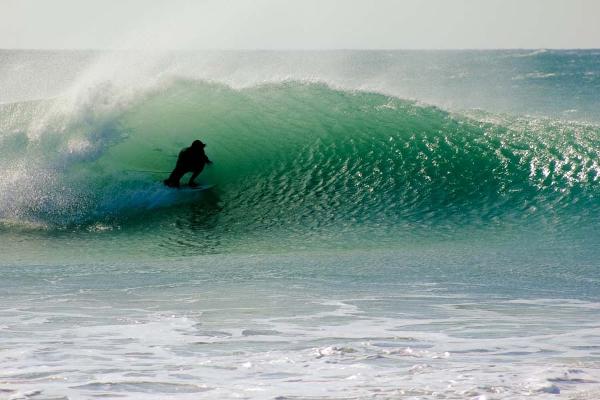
1,0 -> 599,50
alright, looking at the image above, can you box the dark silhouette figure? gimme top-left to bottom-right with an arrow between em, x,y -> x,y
164,140 -> 213,188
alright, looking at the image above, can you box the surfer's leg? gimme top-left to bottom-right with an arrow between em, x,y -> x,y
164,168 -> 185,188
188,166 -> 205,187
188,171 -> 200,187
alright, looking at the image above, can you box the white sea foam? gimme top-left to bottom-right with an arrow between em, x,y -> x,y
1,254 -> 599,399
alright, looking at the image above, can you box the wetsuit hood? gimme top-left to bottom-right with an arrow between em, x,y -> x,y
191,140 -> 206,150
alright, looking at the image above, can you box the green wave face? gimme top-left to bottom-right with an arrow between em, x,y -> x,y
1,81 -> 599,253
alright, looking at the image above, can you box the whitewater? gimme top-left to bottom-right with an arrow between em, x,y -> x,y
1,50 -> 599,399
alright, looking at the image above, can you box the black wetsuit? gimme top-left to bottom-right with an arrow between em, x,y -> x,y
164,145 -> 211,188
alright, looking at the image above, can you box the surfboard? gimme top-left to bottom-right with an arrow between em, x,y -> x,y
177,184 -> 215,192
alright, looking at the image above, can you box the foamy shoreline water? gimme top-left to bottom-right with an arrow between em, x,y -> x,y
1,249 -> 600,399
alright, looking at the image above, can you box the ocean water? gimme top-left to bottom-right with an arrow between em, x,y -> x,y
0,50 -> 599,399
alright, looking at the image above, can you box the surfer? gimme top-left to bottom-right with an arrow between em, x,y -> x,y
164,140 -> 213,188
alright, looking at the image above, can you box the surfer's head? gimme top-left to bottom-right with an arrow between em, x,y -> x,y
191,140 -> 206,149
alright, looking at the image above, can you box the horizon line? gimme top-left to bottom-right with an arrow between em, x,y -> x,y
1,47 -> 600,52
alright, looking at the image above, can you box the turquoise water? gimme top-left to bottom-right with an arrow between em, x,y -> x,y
1,50 -> 599,399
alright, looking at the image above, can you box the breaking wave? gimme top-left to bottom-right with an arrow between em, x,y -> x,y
0,79 -> 599,248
